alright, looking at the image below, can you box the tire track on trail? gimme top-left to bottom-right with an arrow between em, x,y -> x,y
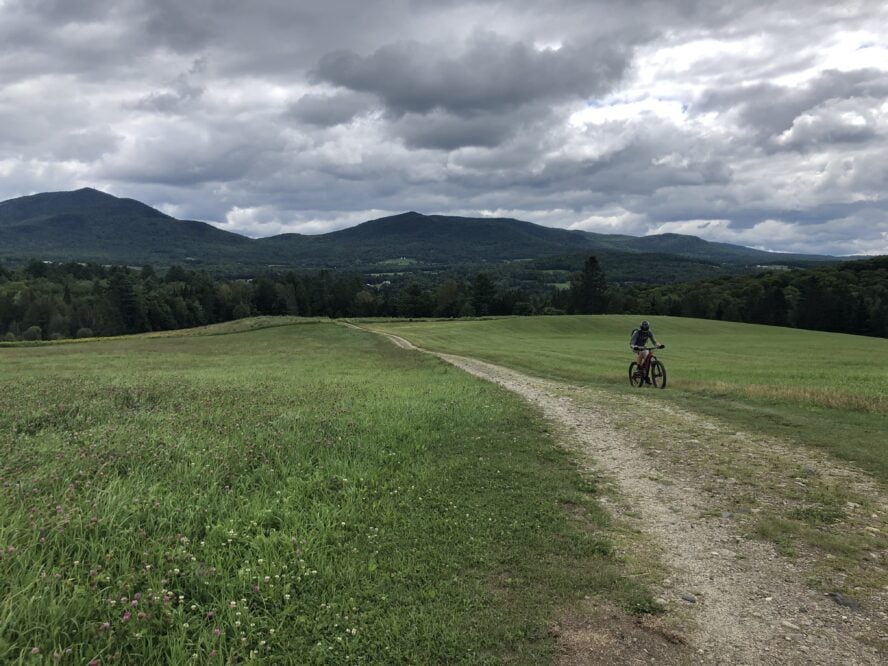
346,322 -> 888,665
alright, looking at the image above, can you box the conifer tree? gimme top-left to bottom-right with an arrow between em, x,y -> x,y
569,255 -> 608,314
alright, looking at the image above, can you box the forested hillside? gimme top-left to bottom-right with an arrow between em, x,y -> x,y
0,188 -> 253,265
612,256 -> 888,337
0,258 -> 577,341
1,256 -> 884,342
0,262 -> 358,341
1,189 -> 834,277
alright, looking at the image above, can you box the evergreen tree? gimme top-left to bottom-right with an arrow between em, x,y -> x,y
398,283 -> 433,317
569,255 -> 608,314
253,277 -> 286,315
434,280 -> 463,318
108,270 -> 149,334
471,273 -> 496,316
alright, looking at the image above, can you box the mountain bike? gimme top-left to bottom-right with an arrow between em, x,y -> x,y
629,346 -> 666,389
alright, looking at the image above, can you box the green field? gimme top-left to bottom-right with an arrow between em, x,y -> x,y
368,316 -> 888,482
3,315 -> 885,662
0,320 -> 647,664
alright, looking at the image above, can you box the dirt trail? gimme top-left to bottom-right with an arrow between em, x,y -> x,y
357,325 -> 888,665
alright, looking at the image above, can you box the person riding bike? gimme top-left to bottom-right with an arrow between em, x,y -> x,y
630,320 -> 664,384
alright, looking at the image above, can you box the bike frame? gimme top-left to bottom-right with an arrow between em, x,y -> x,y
638,348 -> 657,375
630,347 -> 665,388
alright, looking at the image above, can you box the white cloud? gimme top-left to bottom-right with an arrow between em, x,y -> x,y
651,214 -> 888,256
568,209 -> 651,235
774,97 -> 882,150
570,98 -> 688,127
820,30 -> 888,74
219,205 -> 395,237
220,205 -> 289,237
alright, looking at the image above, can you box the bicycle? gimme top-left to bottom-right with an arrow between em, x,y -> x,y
629,346 -> 666,389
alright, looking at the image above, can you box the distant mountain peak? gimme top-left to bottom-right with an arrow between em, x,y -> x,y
0,189 -> 836,271
373,211 -> 427,223
0,187 -> 174,222
64,187 -> 125,203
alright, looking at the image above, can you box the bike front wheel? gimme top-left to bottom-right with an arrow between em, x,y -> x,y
629,362 -> 644,388
650,360 -> 667,388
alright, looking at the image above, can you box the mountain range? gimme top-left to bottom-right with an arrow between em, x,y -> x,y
0,188 -> 835,277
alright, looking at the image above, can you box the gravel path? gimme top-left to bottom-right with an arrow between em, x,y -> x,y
364,326 -> 888,665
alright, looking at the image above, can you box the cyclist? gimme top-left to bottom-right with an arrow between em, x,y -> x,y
630,320 -> 664,384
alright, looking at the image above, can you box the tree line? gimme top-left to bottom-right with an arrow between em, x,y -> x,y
611,256 -> 888,338
1,255 -> 885,341
0,260 -> 576,341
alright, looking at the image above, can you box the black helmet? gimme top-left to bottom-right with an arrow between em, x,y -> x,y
640,320 -> 650,331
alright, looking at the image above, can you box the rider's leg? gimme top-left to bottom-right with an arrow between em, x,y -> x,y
640,350 -> 652,383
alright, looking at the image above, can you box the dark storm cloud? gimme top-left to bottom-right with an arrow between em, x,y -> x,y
740,200 -> 888,229
7,0 -> 110,23
394,108 -> 540,150
286,92 -> 376,127
638,195 -> 888,232
448,124 -> 733,199
0,1 -> 148,83
137,0 -> 217,53
313,32 -> 632,116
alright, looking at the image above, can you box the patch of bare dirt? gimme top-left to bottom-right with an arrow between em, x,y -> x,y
552,600 -> 689,666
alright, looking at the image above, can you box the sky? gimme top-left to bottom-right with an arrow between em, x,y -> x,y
1,0 -> 887,255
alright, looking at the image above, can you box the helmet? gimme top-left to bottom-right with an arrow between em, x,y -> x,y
640,320 -> 650,331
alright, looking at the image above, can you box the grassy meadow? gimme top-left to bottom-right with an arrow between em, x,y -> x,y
368,315 -> 888,481
0,320 -> 648,664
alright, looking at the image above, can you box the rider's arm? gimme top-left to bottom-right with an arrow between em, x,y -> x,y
648,331 -> 658,346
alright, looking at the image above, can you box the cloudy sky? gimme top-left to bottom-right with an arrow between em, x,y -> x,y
1,0 -> 886,255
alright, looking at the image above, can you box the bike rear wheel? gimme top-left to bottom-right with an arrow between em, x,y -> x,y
651,360 -> 666,388
629,362 -> 643,388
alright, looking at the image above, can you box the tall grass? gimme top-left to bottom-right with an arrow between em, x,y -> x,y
0,321 -> 645,664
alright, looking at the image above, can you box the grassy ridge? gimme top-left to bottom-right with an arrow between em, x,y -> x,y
0,321 -> 647,664
369,316 -> 888,481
